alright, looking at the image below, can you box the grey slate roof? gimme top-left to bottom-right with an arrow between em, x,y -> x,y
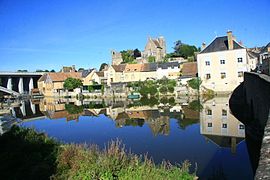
260,42 -> 270,54
143,63 -> 158,72
200,36 -> 244,54
157,62 -> 179,69
82,69 -> 94,78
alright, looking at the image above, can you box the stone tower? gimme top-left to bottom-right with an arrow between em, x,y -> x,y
111,50 -> 123,65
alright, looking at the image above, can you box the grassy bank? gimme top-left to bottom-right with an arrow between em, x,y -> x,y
0,126 -> 196,180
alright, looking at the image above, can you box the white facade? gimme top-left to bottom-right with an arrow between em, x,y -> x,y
197,49 -> 249,92
156,66 -> 180,79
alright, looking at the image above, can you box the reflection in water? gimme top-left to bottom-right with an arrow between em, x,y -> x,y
200,98 -> 245,154
2,96 -> 253,179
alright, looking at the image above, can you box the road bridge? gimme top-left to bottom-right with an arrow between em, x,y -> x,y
0,72 -> 43,95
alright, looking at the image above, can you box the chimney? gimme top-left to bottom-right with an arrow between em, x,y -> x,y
202,42 -> 206,50
227,30 -> 233,50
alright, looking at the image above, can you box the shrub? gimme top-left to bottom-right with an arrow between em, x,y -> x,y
168,85 -> 175,93
64,78 -> 83,90
159,86 -> 168,94
65,104 -> 84,114
187,78 -> 202,90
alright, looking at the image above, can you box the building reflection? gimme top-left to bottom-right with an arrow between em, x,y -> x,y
10,96 -> 245,142
200,97 -> 245,154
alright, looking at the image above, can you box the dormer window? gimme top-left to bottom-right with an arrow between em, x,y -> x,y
205,61 -> 210,66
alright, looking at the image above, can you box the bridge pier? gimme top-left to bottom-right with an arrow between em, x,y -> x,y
20,101 -> 26,117
18,78 -> 23,94
30,100 -> 36,114
7,78 -> 12,90
29,78 -> 33,95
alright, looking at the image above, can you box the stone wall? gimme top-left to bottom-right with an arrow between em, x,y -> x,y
229,72 -> 270,179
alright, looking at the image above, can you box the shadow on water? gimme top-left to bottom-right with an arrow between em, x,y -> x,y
229,82 -> 270,176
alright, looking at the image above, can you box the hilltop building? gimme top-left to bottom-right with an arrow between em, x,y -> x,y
111,50 -> 123,65
197,31 -> 249,93
142,36 -> 166,62
61,65 -> 76,72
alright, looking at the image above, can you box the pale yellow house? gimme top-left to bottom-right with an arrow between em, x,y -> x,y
38,72 -> 82,97
197,31 -> 250,93
200,97 -> 245,154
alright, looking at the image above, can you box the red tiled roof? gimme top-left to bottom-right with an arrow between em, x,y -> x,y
181,62 -> 197,77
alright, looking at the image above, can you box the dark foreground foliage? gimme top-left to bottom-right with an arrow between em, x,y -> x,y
0,126 -> 59,180
0,126 -> 195,180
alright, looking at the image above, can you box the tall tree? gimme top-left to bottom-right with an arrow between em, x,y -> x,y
133,48 -> 141,58
172,41 -> 198,59
63,78 -> 83,90
99,63 -> 108,71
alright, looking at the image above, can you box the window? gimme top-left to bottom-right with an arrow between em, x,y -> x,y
206,73 -> 211,79
207,109 -> 212,115
238,71 -> 243,77
239,124 -> 245,129
208,123 -> 212,127
238,57 -> 243,63
220,60 -> 225,64
222,109 -> 227,116
221,72 -> 226,79
222,123 -> 227,128
205,61 -> 210,66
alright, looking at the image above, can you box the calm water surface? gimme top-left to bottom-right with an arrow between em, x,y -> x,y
17,96 -> 253,179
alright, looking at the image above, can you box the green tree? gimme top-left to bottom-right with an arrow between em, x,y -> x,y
99,63 -> 108,71
121,50 -> 136,64
159,86 -> 168,94
133,48 -> 141,58
64,78 -> 83,90
168,85 -> 175,93
78,68 -> 85,72
187,78 -> 202,90
147,56 -> 156,63
50,69 -> 55,72
172,40 -> 198,59
65,104 -> 84,114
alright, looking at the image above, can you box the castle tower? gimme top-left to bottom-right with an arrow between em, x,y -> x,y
111,50 -> 123,65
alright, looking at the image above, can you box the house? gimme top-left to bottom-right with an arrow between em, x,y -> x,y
247,50 -> 259,71
259,42 -> 270,75
38,72 -> 82,97
197,31 -> 249,92
200,97 -> 245,154
142,36 -> 166,62
156,62 -> 180,79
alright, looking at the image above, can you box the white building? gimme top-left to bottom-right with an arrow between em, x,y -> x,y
197,31 -> 250,93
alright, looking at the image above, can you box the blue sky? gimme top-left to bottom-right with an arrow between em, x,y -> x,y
0,0 -> 269,71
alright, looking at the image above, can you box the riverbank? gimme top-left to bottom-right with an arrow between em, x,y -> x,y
0,126 -> 196,180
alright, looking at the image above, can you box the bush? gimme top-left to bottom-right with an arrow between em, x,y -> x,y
187,78 -> 202,90
1,127 -> 195,180
159,86 -> 168,94
53,140 -> 195,180
0,126 -> 59,180
64,78 -> 83,90
168,85 -> 175,93
65,104 -> 84,114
